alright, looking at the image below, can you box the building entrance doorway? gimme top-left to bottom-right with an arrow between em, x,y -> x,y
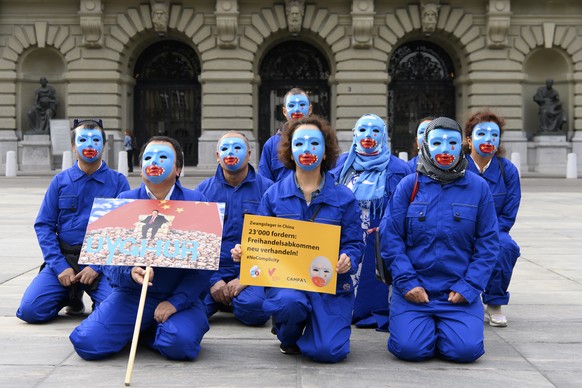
388,41 -> 456,156
258,41 -> 330,152
134,41 -> 201,165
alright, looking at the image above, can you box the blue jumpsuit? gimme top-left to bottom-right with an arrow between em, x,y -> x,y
467,156 -> 521,306
407,155 -> 419,171
16,162 -> 129,323
331,153 -> 412,330
379,172 -> 499,362
258,127 -> 292,182
69,181 -> 211,361
197,164 -> 273,325
259,172 -> 364,363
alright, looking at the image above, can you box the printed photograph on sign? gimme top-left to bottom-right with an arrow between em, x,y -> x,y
79,198 -> 224,270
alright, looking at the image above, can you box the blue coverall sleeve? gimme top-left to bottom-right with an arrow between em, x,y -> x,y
103,265 -> 138,289
167,269 -> 212,311
34,176 -> 70,275
379,179 -> 422,295
258,142 -> 274,181
498,161 -> 521,233
339,197 -> 365,273
450,184 -> 500,303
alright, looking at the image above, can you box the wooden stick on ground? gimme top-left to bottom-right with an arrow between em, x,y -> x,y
124,265 -> 151,386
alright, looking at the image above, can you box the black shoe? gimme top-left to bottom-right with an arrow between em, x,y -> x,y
270,316 -> 278,335
280,343 -> 300,355
65,298 -> 85,316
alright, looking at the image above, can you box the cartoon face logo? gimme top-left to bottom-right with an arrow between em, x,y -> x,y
427,128 -> 462,170
218,137 -> 247,172
285,93 -> 310,121
310,256 -> 333,287
250,265 -> 261,278
472,121 -> 500,157
353,114 -> 387,155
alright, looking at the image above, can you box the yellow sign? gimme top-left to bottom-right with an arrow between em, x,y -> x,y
239,214 -> 340,295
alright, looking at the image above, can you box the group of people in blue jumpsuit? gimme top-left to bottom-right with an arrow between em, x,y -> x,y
16,87 -> 521,365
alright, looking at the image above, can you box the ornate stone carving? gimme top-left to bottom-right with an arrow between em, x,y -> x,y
351,0 -> 374,48
215,0 -> 239,48
486,0 -> 511,48
421,2 -> 440,36
286,0 -> 305,34
151,0 -> 170,36
80,0 -> 103,48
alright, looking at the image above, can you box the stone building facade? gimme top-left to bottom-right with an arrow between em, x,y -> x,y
1,0 -> 581,174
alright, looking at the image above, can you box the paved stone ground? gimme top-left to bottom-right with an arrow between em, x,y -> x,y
0,175 -> 581,387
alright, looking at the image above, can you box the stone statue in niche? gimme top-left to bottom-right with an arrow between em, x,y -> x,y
286,0 -> 305,34
151,2 -> 169,36
421,3 -> 439,35
533,79 -> 566,133
27,77 -> 58,133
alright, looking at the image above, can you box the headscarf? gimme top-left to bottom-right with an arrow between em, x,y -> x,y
338,114 -> 390,216
416,117 -> 468,184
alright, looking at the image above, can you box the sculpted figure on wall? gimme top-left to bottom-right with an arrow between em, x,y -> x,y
27,77 -> 58,133
286,0 -> 305,34
151,2 -> 169,36
533,79 -> 566,133
421,3 -> 439,35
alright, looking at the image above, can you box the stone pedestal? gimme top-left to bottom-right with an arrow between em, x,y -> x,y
571,130 -> 582,176
502,130 -> 528,172
528,133 -> 571,175
19,134 -> 52,171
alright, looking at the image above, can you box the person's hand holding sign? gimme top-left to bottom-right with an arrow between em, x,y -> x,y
336,253 -> 352,274
131,266 -> 153,286
231,244 -> 242,262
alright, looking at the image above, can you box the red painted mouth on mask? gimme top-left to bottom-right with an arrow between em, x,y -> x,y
223,156 -> 240,166
291,113 -> 304,120
479,144 -> 495,154
360,138 -> 378,149
145,165 -> 165,176
82,148 -> 98,159
298,153 -> 318,166
312,276 -> 326,287
435,154 -> 455,166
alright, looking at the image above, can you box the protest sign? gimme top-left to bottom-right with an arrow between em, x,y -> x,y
239,214 -> 340,294
79,198 -> 224,270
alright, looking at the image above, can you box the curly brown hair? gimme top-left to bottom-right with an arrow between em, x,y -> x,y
463,109 -> 506,156
278,115 -> 340,172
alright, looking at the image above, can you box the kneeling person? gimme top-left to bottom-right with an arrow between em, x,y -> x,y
70,136 -> 211,361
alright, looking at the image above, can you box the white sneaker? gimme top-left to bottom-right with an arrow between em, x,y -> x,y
485,305 -> 507,327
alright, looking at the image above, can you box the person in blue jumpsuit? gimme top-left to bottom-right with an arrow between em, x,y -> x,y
407,117 -> 433,171
379,117 -> 499,363
16,119 -> 129,323
233,115 -> 364,363
463,110 -> 521,327
331,113 -> 412,331
197,131 -> 273,326
258,87 -> 312,182
70,136 -> 211,361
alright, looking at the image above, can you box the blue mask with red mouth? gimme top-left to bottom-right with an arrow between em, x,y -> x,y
427,128 -> 462,170
218,137 -> 247,172
141,143 -> 175,184
416,120 -> 431,148
353,114 -> 387,155
292,127 -> 325,172
75,128 -> 103,163
472,121 -> 500,157
285,93 -> 310,121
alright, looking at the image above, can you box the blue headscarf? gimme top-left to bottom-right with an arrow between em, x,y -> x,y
338,114 -> 390,216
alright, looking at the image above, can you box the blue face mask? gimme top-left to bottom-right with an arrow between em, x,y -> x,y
141,143 -> 176,184
75,128 -> 103,163
353,114 -> 386,155
427,128 -> 462,170
292,127 -> 325,171
416,120 -> 431,148
285,93 -> 310,121
472,121 -> 500,157
218,137 -> 247,172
